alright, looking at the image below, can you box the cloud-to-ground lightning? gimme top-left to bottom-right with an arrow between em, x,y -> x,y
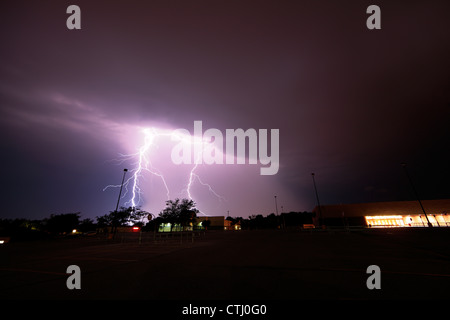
103,126 -> 225,215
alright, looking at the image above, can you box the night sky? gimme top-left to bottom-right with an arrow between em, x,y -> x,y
1,0 -> 449,220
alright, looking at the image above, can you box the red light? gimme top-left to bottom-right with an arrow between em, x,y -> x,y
132,226 -> 140,232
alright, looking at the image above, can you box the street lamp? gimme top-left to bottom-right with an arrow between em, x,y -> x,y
112,168 -> 128,238
115,168 -> 128,213
274,195 -> 285,229
274,195 -> 279,216
401,163 -> 432,227
311,173 -> 323,226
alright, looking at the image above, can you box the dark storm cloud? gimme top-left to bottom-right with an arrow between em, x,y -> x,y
0,0 -> 449,219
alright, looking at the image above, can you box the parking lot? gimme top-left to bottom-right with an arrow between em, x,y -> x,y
1,228 -> 450,300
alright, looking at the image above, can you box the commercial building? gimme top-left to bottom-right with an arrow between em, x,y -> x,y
195,216 -> 229,230
158,216 -> 240,232
313,199 -> 450,227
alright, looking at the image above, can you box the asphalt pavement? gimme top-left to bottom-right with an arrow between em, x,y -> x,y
1,228 -> 450,301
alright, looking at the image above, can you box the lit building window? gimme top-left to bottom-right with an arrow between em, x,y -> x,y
365,214 -> 450,227
365,215 -> 405,227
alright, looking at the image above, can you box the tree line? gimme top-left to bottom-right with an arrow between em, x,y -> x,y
0,198 -> 314,241
0,198 -> 200,241
230,211 -> 314,230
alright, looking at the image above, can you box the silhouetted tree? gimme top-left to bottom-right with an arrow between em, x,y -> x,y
45,213 -> 80,234
0,218 -> 47,241
265,213 -> 279,228
238,212 -> 314,230
159,198 -> 199,231
143,216 -> 163,232
129,207 -> 149,226
96,207 -> 149,237
159,201 -> 179,232
78,218 -> 96,232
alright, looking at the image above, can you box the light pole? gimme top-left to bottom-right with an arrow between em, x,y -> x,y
401,163 -> 432,227
112,168 -> 128,238
115,168 -> 128,213
274,195 -> 285,229
274,195 -> 279,216
311,173 -> 323,226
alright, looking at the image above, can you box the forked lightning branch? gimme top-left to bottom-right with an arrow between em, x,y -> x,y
104,121 -> 279,210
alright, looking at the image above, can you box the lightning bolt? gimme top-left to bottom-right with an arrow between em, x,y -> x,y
103,126 -> 225,215
128,128 -> 171,208
185,141 -> 225,203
